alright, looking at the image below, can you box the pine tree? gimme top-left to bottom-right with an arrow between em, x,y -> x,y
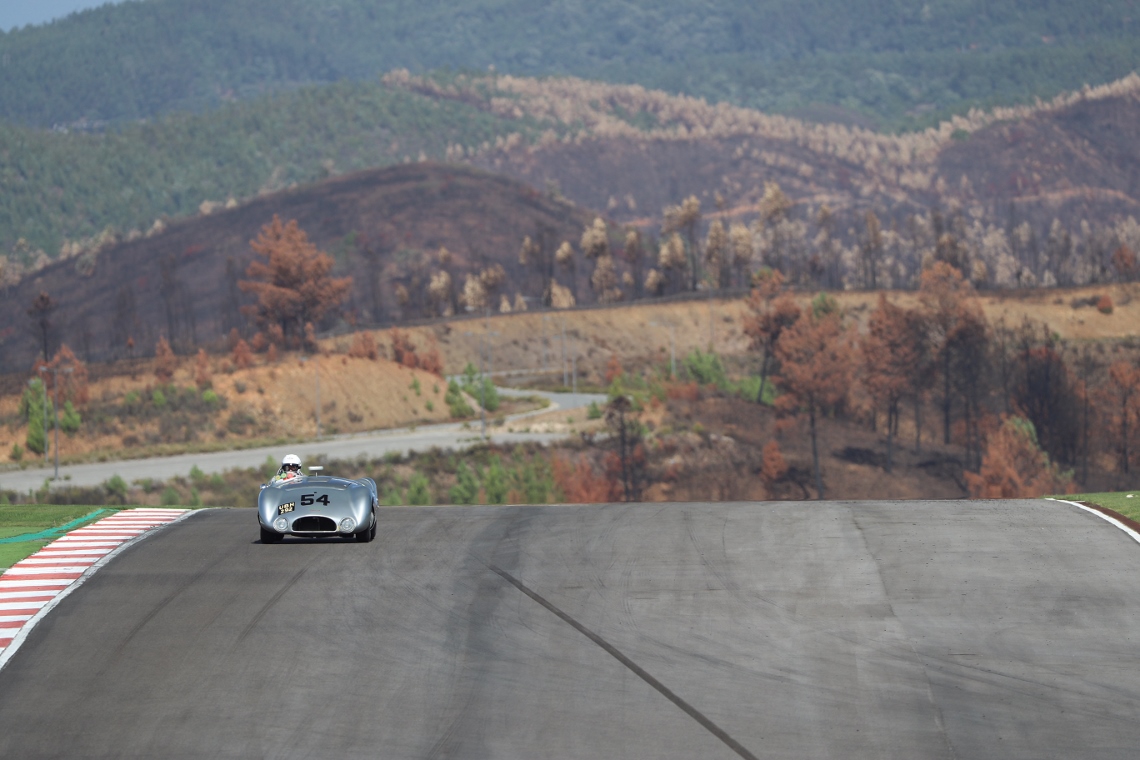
775,305 -> 852,499
861,295 -> 919,471
239,216 -> 352,341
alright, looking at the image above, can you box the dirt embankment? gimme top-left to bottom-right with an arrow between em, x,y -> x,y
0,354 -> 461,466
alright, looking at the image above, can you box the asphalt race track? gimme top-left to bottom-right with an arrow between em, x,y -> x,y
1,500 -> 1139,759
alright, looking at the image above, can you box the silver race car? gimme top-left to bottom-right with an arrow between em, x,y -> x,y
258,467 -> 378,543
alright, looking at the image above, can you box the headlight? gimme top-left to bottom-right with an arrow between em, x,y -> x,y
273,517 -> 288,532
339,517 -> 357,533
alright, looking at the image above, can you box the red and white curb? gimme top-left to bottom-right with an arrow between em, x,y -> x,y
0,508 -> 197,672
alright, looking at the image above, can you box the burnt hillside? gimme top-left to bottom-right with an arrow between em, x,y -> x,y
0,163 -> 594,370
472,83 -> 1140,234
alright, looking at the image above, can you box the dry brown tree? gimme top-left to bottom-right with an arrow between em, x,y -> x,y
348,332 -> 379,361
479,264 -> 507,310
33,344 -> 90,407
728,222 -> 754,289
1101,361 -> 1140,474
860,211 -> 884,290
621,229 -> 648,299
760,440 -> 788,490
704,219 -> 728,289
232,337 -> 253,369
919,261 -> 984,446
966,416 -> 1073,498
742,269 -> 800,405
27,290 -> 56,360
194,348 -> 212,390
774,303 -> 852,499
154,336 -> 176,384
428,270 -> 453,316
555,241 -> 577,301
239,216 -> 352,343
460,274 -> 487,312
519,228 -> 559,307
662,195 -> 702,290
657,233 -> 688,294
861,295 -> 920,471
581,218 -> 621,303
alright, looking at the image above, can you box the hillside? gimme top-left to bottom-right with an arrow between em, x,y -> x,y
4,283 -> 1138,500
5,70 -> 1140,284
0,80 -> 535,260
0,163 -> 594,370
0,0 -> 1137,130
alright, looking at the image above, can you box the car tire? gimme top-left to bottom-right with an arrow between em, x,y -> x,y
261,526 -> 284,543
356,513 -> 376,543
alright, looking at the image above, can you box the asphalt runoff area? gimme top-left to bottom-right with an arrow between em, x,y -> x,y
1,500 -> 1138,759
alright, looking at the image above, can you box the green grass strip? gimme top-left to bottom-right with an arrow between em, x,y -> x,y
0,541 -> 51,569
1055,491 -> 1140,523
0,509 -> 110,544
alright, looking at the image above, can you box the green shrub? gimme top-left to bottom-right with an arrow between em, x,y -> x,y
459,364 -> 499,412
152,388 -> 167,407
406,473 -> 432,505
450,461 -> 481,504
587,401 -> 602,419
683,349 -> 727,388
810,292 -> 840,318
9,443 -> 24,462
425,400 -> 434,412
484,457 -> 509,504
445,379 -> 474,418
21,380 -> 48,456
202,389 -> 219,406
104,474 -> 128,502
410,376 -> 421,396
226,410 -> 255,434
160,486 -> 181,506
513,459 -> 552,504
61,400 -> 82,435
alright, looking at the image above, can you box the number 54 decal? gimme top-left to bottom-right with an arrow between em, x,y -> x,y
301,493 -> 330,507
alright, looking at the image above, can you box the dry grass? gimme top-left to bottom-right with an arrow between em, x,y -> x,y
370,283 -> 1140,388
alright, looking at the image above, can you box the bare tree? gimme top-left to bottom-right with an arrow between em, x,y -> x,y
27,290 -> 56,360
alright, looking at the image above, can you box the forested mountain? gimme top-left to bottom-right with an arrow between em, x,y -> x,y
4,68 -> 1140,288
0,80 -> 541,264
1,0 -> 1137,131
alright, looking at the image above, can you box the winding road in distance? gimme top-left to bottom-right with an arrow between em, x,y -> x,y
0,388 -> 605,494
1,498 -> 1139,758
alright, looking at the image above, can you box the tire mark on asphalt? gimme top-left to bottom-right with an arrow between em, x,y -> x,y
487,563 -> 760,760
237,566 -> 308,644
108,538 -> 242,665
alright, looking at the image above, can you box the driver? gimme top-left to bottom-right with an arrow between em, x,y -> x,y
273,454 -> 304,483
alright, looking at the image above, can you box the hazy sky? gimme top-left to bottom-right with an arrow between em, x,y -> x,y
1,0 -> 130,32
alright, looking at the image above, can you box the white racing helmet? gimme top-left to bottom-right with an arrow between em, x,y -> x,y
281,453 -> 302,470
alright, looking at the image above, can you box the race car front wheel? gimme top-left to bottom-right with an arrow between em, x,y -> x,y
355,512 -> 376,543
261,526 -> 284,544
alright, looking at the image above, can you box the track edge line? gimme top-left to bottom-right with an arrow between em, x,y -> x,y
1048,498 -> 1140,546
